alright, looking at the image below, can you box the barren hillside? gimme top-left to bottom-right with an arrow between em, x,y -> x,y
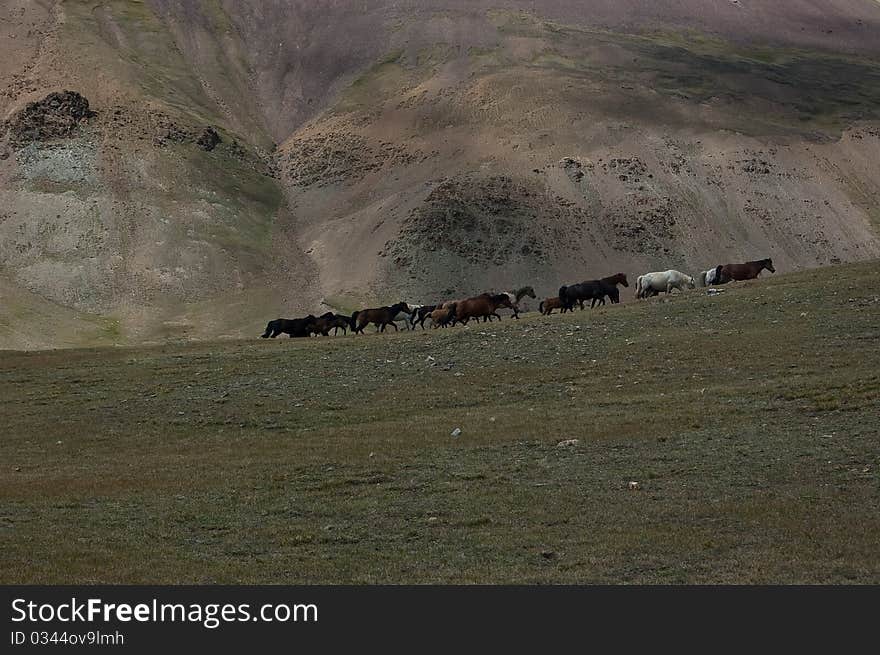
2,1 -> 880,347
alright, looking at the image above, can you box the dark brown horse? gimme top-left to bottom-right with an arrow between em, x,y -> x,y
559,273 -> 629,310
309,314 -> 333,336
453,294 -> 515,325
718,258 -> 775,283
314,312 -> 351,335
353,302 -> 411,334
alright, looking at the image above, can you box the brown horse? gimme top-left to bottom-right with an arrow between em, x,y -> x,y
539,297 -> 567,315
453,294 -> 515,325
427,304 -> 457,328
718,258 -> 775,283
353,302 -> 411,334
602,273 -> 629,291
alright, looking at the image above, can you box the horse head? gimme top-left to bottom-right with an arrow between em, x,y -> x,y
686,276 -> 696,289
764,258 -> 776,273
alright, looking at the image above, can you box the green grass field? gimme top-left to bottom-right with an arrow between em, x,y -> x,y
1,262 -> 879,583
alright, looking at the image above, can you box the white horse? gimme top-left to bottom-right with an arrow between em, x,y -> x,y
636,270 -> 695,299
698,265 -> 722,287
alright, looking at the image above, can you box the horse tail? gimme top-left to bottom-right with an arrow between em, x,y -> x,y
558,285 -> 568,308
349,311 -> 360,331
539,300 -> 544,314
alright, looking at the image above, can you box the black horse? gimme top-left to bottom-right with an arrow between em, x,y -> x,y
261,316 -> 316,338
559,281 -> 610,310
411,304 -> 438,329
559,273 -> 629,310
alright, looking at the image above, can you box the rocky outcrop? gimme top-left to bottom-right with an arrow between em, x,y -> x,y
3,90 -> 95,146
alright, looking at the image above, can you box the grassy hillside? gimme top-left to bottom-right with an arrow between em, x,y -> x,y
1,262 -> 878,583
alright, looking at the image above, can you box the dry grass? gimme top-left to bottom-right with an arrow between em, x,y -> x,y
1,262 -> 878,583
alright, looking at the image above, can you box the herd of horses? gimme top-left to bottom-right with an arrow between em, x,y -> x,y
261,258 -> 775,338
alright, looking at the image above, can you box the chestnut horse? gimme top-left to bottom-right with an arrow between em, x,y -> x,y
539,297 -> 570,315
453,293 -> 515,325
718,258 -> 775,283
427,303 -> 457,328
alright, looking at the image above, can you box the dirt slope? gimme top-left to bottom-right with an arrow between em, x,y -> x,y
2,1 -> 880,346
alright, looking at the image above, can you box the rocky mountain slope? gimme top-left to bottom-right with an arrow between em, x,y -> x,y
2,1 -> 880,347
